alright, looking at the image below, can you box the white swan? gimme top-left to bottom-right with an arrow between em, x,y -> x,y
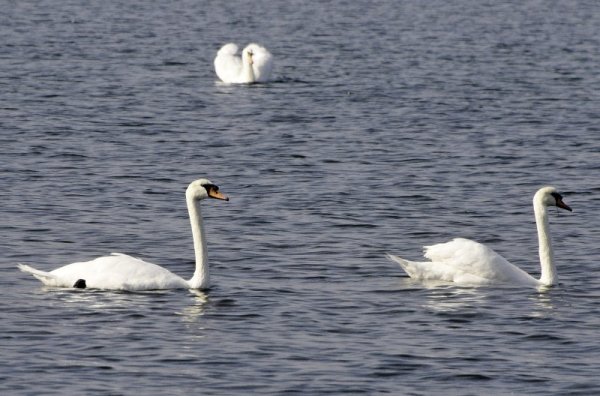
18,179 -> 229,291
214,43 -> 273,84
387,186 -> 572,287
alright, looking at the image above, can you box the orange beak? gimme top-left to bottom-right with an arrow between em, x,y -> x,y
208,187 -> 229,201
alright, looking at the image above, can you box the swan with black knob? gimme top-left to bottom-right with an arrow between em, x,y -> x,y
214,43 -> 273,84
387,187 -> 572,287
18,179 -> 228,291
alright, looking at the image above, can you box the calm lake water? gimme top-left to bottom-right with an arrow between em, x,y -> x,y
2,0 -> 600,394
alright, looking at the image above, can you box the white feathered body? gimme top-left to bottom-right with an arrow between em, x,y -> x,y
19,253 -> 189,291
388,187 -> 571,287
388,238 -> 540,286
214,43 -> 273,84
18,178 -> 228,292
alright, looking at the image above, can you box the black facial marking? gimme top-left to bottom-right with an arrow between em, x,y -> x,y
551,190 -> 572,212
202,183 -> 218,193
73,279 -> 87,289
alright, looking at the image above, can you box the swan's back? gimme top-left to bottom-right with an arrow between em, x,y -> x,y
390,238 -> 539,286
214,43 -> 243,83
427,238 -> 526,282
217,43 -> 239,57
21,254 -> 189,290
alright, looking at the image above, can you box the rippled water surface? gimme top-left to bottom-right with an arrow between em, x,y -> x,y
2,1 -> 600,394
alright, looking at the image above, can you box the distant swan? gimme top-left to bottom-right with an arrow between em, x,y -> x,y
214,43 -> 273,84
19,179 -> 229,291
387,187 -> 572,287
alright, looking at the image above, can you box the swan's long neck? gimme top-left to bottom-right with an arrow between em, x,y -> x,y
241,55 -> 255,83
534,199 -> 556,286
187,198 -> 209,289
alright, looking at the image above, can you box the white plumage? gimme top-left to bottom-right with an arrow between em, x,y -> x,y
387,187 -> 572,287
214,43 -> 273,84
19,179 -> 229,291
19,253 -> 189,290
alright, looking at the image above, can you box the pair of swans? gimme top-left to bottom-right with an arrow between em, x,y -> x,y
214,43 -> 274,84
19,184 -> 571,291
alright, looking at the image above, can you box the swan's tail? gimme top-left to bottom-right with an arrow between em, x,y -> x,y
386,254 -> 424,279
18,264 -> 57,284
387,254 -> 410,271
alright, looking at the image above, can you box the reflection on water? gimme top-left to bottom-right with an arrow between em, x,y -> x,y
50,287 -> 175,310
527,290 -> 558,318
422,285 -> 487,313
41,287 -> 211,331
418,282 -> 558,319
178,289 -> 209,323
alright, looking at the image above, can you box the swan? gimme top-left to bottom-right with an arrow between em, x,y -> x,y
18,179 -> 229,291
387,186 -> 572,287
214,43 -> 273,84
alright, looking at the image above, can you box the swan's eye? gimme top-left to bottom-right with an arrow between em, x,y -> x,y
551,192 -> 562,201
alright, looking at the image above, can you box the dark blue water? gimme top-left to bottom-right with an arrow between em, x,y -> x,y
2,0 -> 600,394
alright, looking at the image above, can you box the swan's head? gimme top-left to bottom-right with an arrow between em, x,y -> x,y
243,49 -> 254,65
534,186 -> 571,211
186,179 -> 229,202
